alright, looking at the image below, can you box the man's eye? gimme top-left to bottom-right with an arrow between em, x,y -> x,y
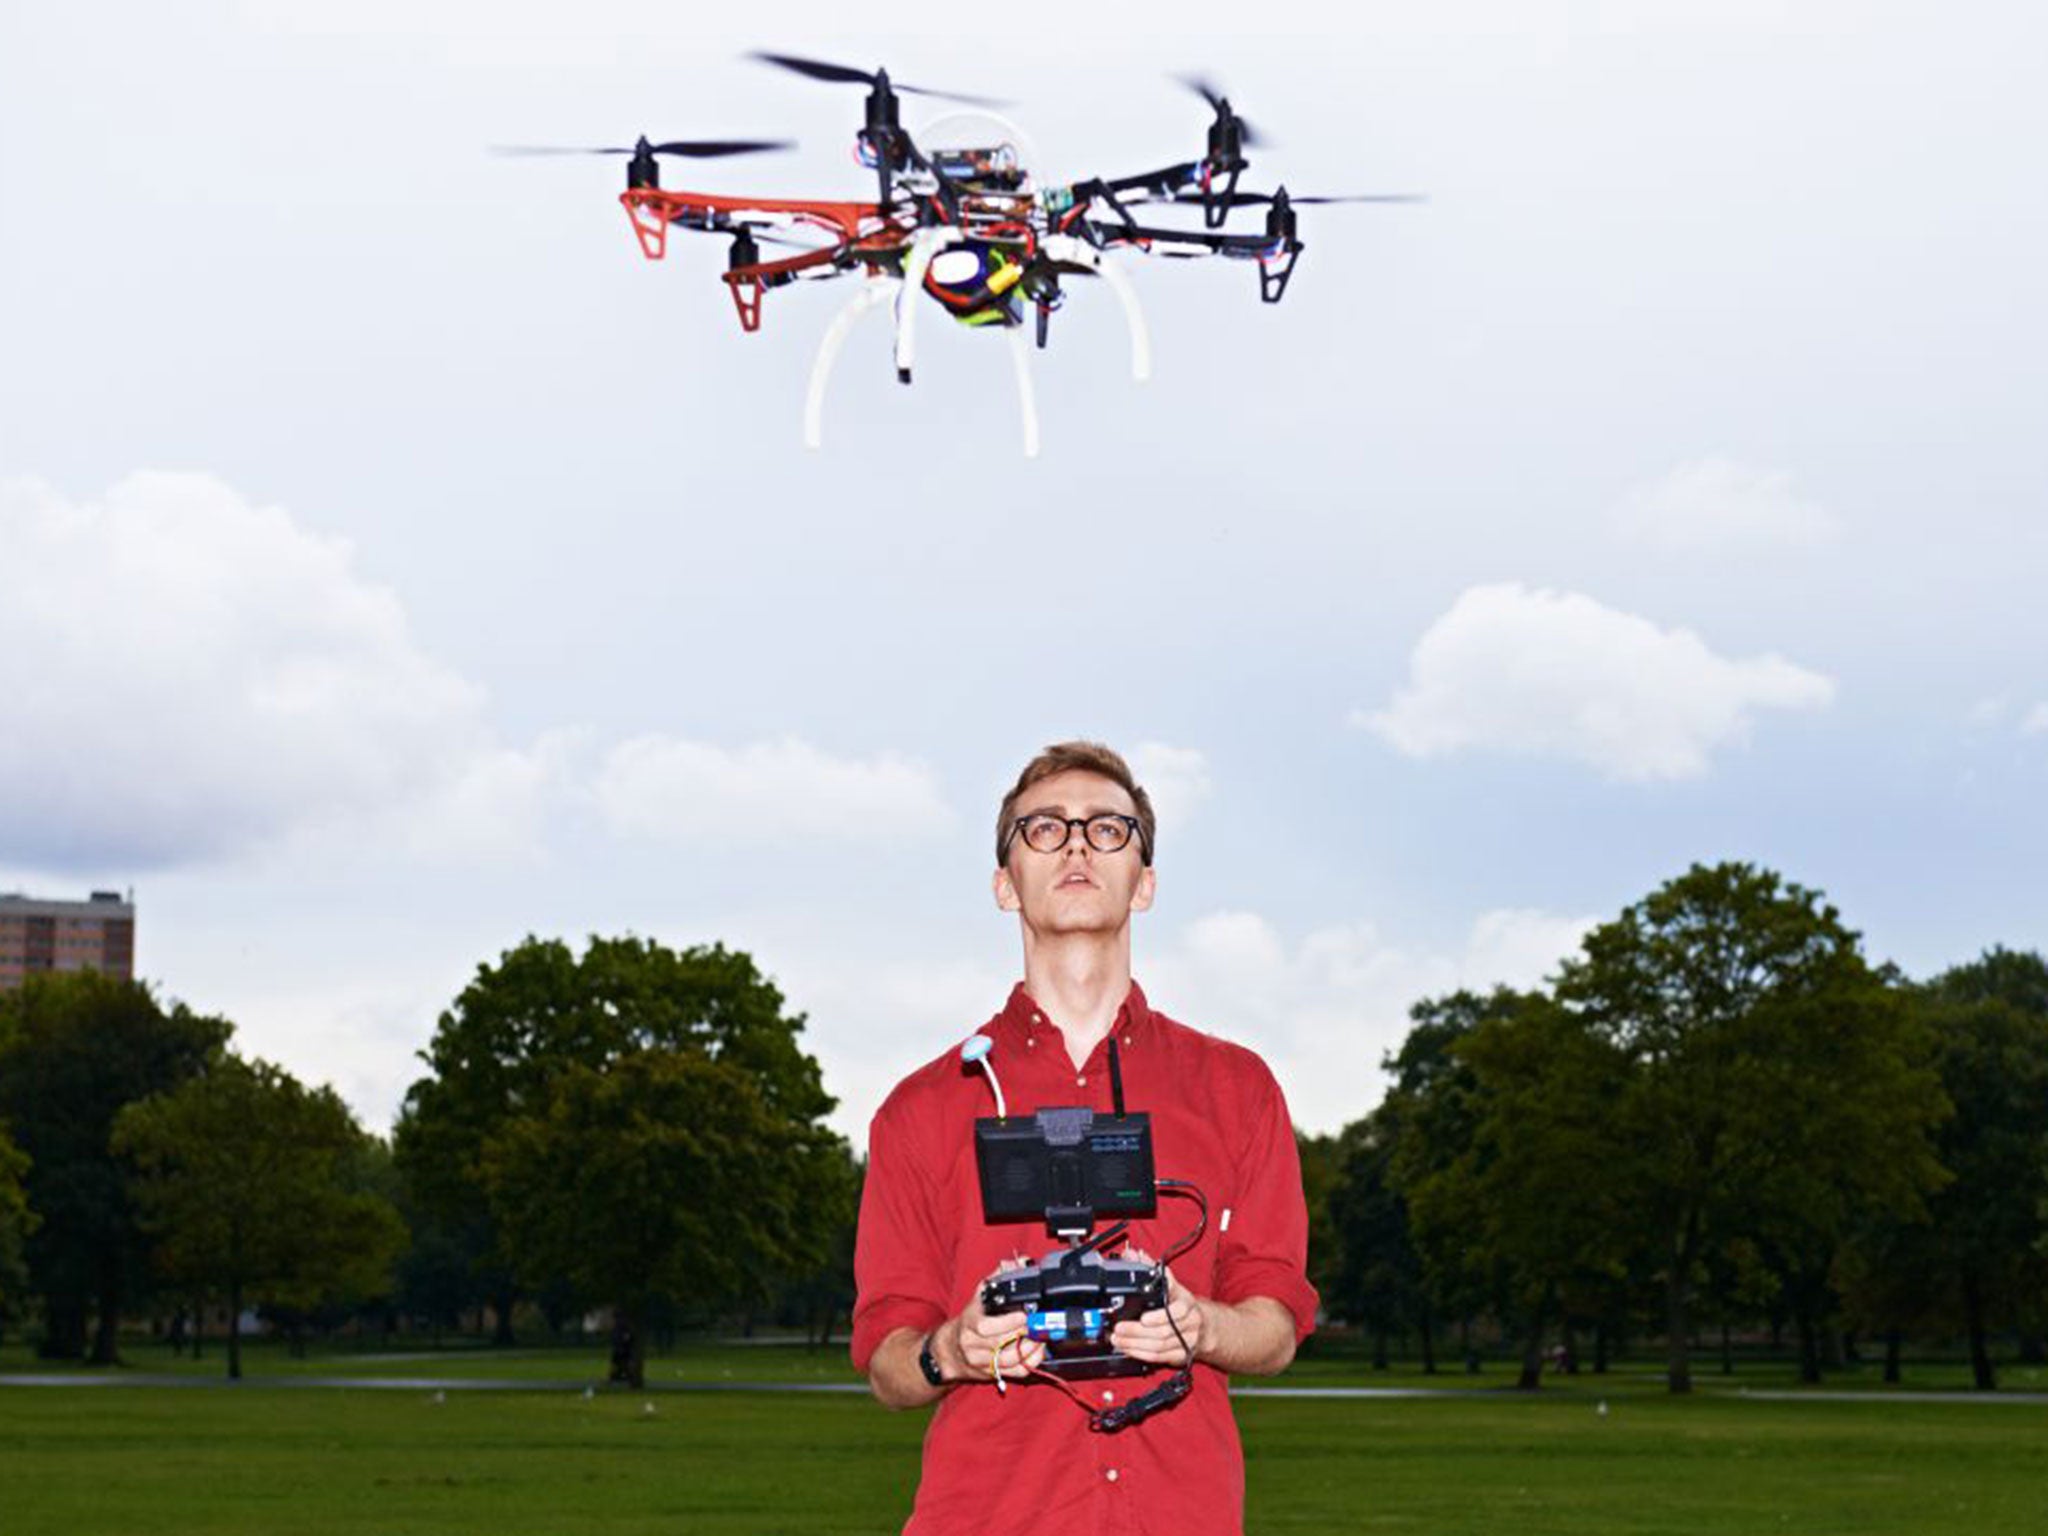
1024,817 -> 1065,849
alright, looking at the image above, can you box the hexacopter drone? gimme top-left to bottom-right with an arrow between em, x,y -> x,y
503,52 -> 1420,455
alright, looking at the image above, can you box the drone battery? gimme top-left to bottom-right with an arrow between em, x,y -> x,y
1028,1307 -> 1108,1343
974,1108 -> 1157,1232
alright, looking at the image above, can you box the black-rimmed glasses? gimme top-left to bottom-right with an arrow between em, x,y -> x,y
1004,812 -> 1146,859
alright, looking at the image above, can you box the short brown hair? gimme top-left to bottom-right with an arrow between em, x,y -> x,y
995,741 -> 1156,867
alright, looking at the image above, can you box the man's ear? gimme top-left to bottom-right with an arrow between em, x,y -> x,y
1129,866 -> 1157,914
992,866 -> 1020,912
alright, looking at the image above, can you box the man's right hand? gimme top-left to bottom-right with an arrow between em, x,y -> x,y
939,1260 -> 1047,1383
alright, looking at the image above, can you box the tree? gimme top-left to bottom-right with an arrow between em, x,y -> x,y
1321,1110 -> 1432,1370
396,935 -> 846,1383
1398,990 -> 1636,1388
1380,990 -> 1497,1369
0,1125 -> 33,1334
483,1049 -> 851,1386
113,1055 -> 405,1379
1916,949 -> 2048,1389
0,972 -> 227,1361
1553,863 -> 1947,1393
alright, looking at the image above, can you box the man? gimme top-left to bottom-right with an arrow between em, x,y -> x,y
853,740 -> 1318,1536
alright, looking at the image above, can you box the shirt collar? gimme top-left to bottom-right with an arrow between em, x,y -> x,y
989,978 -> 1155,1047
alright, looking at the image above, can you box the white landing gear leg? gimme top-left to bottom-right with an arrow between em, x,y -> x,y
894,227 -> 965,384
804,278 -> 900,451
1040,234 -> 1152,383
1007,324 -> 1041,459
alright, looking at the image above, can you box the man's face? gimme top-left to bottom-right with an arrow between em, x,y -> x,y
992,769 -> 1156,935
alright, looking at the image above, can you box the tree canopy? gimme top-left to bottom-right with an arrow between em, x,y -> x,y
113,1054 -> 404,1379
396,935 -> 849,1385
1552,863 -> 1947,1391
0,972 -> 227,1361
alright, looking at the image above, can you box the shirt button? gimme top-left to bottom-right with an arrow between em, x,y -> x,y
1101,1389 -> 1115,1403
1076,1075 -> 1087,1087
1105,1469 -> 1119,1483
1027,1038 -> 1036,1048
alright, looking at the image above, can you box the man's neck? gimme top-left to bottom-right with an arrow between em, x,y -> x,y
1021,933 -> 1132,1071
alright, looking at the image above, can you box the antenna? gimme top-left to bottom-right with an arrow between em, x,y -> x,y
1108,1034 -> 1127,1118
961,1033 -> 1007,1119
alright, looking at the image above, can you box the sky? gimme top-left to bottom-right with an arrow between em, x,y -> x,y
4,2 -> 2045,1147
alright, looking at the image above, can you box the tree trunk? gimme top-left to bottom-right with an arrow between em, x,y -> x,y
491,1286 -> 517,1347
1961,1270 -> 1995,1391
227,1281 -> 243,1382
609,1306 -> 646,1389
1794,1306 -> 1822,1385
1720,1321 -> 1734,1375
1664,1261 -> 1693,1394
1515,1287 -> 1551,1391
1883,1328 -> 1902,1385
1419,1306 -> 1437,1375
39,1296 -> 88,1360
1594,1318 -> 1610,1375
1371,1328 -> 1390,1371
90,1261 -> 124,1366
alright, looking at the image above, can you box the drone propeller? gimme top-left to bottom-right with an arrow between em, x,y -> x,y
491,138 -> 794,158
1176,74 -> 1264,150
748,51 -> 1006,107
1178,190 -> 1428,207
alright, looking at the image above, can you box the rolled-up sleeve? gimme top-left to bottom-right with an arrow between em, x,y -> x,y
850,1095 -> 950,1374
1209,1065 -> 1320,1343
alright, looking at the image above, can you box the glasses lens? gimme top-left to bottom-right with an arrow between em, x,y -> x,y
1021,815 -> 1070,853
1084,815 -> 1132,852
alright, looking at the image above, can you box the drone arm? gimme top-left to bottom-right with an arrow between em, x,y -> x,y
805,278 -> 901,450
1096,161 -> 1203,200
1040,234 -> 1151,383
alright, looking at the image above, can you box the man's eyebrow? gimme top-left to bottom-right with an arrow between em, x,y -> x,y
1019,802 -> 1128,819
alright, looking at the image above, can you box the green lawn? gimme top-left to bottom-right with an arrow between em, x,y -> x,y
1,1373 -> 2044,1534
8,1331 -> 2044,1395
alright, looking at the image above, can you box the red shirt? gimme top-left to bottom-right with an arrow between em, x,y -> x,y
852,981 -> 1319,1536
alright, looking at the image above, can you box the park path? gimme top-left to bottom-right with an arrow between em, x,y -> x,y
5,1373 -> 2046,1404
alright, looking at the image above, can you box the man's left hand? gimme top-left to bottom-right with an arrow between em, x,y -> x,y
1109,1265 -> 1205,1366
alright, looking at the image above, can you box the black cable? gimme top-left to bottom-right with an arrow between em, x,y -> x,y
1154,1179 -> 1208,1269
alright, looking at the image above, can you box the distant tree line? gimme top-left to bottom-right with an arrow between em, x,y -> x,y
1300,862 -> 2048,1393
0,937 -> 857,1386
5,866 -> 2041,1394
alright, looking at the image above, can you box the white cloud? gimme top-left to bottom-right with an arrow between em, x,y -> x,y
1461,907 -> 1598,991
1359,583 -> 1835,781
1128,742 -> 1212,836
2022,703 -> 2048,738
591,735 -> 955,847
1144,905 -> 1598,1133
1615,457 -> 1840,550
0,473 -> 494,869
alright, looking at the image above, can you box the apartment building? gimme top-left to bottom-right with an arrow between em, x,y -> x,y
0,890 -> 136,990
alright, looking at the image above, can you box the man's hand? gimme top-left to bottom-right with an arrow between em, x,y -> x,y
1109,1265 -> 1205,1366
940,1260 -> 1047,1383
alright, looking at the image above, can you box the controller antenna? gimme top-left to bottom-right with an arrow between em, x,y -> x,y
961,1033 -> 1007,1119
1108,1034 -> 1127,1118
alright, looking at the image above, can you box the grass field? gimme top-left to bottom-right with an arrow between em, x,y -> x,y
4,1345 -> 2046,1535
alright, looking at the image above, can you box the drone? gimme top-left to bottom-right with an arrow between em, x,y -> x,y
501,52 -> 1420,456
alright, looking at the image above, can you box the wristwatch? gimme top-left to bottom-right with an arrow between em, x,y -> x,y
918,1331 -> 946,1387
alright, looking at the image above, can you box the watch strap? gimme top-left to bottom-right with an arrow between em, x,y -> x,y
917,1331 -> 946,1387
